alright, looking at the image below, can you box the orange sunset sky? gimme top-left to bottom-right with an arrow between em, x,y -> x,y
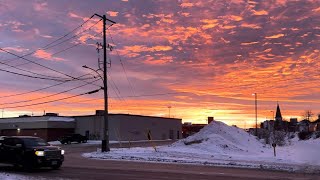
0,0 -> 319,128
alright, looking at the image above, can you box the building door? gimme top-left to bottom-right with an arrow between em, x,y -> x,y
169,130 -> 174,140
177,130 -> 180,139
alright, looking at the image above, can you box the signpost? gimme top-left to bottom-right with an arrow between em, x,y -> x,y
272,143 -> 277,157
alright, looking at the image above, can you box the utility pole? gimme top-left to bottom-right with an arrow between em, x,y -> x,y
255,94 -> 257,136
252,93 -> 258,136
94,13 -> 116,152
168,106 -> 171,118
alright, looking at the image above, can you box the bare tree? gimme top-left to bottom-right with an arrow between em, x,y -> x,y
303,110 -> 314,121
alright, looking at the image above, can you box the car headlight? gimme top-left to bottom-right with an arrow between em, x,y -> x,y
35,151 -> 45,156
61,150 -> 65,155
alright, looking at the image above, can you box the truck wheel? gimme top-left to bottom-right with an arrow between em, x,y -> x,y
22,160 -> 35,172
13,155 -> 23,170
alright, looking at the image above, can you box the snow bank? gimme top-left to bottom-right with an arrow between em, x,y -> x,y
170,121 -> 265,155
83,121 -> 320,173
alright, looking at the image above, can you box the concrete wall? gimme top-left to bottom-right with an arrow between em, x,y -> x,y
0,116 -> 75,141
0,114 -> 182,141
74,114 -> 182,141
0,128 -> 74,141
0,121 -> 75,130
74,115 -> 119,140
114,115 -> 181,141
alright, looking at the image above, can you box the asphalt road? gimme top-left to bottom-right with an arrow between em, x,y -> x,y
1,141 -> 320,180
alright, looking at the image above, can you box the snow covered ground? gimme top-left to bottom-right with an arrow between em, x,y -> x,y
48,139 -> 172,146
0,172 -> 69,180
83,121 -> 320,173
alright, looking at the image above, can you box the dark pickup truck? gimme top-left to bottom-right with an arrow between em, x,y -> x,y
59,133 -> 88,144
0,136 -> 64,170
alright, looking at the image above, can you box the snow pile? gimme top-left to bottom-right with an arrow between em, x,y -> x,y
170,121 -> 265,155
83,121 -> 320,173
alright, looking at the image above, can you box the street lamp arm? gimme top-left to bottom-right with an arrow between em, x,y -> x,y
82,65 -> 104,83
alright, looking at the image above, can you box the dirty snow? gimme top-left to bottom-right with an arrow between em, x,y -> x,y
0,172 -> 69,180
83,121 -> 320,173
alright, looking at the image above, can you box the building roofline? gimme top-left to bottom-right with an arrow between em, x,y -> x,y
72,113 -> 182,121
0,113 -> 182,121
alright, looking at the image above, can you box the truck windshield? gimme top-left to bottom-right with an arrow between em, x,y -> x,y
23,138 -> 49,147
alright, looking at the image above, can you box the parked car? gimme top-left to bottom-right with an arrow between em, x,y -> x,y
59,134 -> 88,144
0,136 -> 64,170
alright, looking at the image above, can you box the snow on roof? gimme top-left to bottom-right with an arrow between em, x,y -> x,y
170,120 -> 265,155
48,116 -> 74,122
0,116 -> 75,123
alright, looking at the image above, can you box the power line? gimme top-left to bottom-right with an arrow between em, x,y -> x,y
42,19 -> 102,51
0,22 -> 110,82
0,17 -> 102,81
60,92 -> 186,104
0,14 -> 95,63
107,30 -> 137,98
0,47 -> 79,80
1,73 -> 94,98
0,78 -> 101,106
42,15 -> 95,49
1,88 -> 102,109
118,92 -> 185,98
0,58 -> 71,81
107,78 -> 127,103
0,31 -> 103,82
0,68 -> 70,82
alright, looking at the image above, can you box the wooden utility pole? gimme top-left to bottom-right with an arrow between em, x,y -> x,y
94,13 -> 116,152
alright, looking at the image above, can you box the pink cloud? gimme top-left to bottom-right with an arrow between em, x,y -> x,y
252,10 -> 269,15
265,34 -> 285,39
107,11 -> 119,17
33,2 -> 48,11
3,47 -> 29,53
34,49 -> 63,61
180,3 -> 194,8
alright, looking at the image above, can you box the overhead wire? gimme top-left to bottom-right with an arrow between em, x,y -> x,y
41,19 -> 102,51
0,15 -> 120,111
0,18 -> 102,81
0,68 -> 70,82
0,78 -> 101,106
0,59 -> 72,81
54,92 -> 186,104
0,31 -> 103,83
0,14 -> 95,63
107,30 -> 137,98
0,73 -> 95,98
1,88 -> 102,109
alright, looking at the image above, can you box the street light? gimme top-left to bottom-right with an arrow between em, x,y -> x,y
252,93 -> 257,136
82,65 -> 103,80
270,110 -> 274,120
82,65 -> 108,152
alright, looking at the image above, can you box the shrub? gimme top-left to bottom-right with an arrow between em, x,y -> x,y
298,131 -> 312,140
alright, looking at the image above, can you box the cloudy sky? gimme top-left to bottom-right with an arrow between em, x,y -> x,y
0,0 -> 319,127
